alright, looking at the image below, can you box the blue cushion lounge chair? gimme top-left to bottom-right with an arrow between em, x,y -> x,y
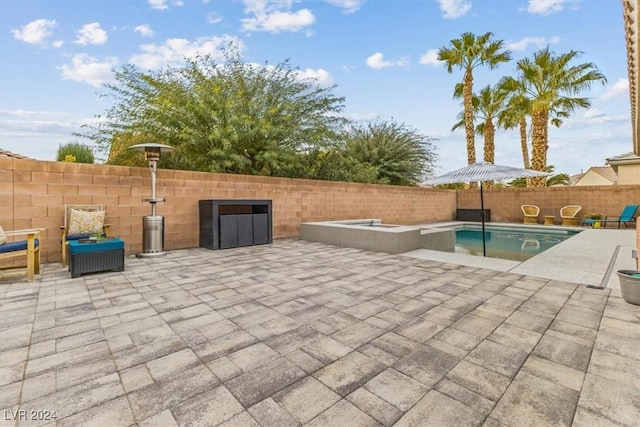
582,204 -> 639,229
0,228 -> 43,281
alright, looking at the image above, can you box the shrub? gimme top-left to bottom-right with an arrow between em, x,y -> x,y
56,142 -> 95,163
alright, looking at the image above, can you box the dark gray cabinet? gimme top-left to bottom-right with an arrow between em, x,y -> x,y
456,209 -> 491,222
199,200 -> 273,249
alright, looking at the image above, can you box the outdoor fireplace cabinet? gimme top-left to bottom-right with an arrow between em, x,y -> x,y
456,209 -> 491,222
199,200 -> 273,250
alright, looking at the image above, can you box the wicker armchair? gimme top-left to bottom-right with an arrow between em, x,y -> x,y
60,205 -> 110,266
560,205 -> 582,227
521,205 -> 540,224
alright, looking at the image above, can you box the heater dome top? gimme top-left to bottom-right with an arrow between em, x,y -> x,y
128,143 -> 175,152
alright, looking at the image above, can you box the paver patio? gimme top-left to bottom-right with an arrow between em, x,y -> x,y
0,238 -> 639,426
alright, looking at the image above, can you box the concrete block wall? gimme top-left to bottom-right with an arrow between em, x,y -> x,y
0,158 -> 456,262
457,185 -> 640,224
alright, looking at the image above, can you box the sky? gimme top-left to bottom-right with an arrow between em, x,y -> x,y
0,0 -> 632,177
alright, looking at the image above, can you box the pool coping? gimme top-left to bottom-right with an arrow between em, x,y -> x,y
403,222 -> 637,289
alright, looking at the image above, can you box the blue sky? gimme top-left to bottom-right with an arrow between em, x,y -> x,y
0,0 -> 631,177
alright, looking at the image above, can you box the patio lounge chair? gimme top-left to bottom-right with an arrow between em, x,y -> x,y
582,204 -> 639,229
60,205 -> 110,266
521,205 -> 540,224
560,205 -> 581,227
0,226 -> 43,281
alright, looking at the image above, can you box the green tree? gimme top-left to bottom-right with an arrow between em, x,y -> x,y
83,47 -> 346,176
340,119 -> 438,186
508,165 -> 569,187
56,142 -> 95,163
438,32 -> 511,167
501,47 -> 606,186
106,132 -> 150,167
305,148 -> 378,183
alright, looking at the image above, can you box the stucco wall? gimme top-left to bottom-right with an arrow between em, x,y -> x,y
617,163 -> 640,185
3,158 -> 638,265
0,158 -> 456,262
457,185 -> 640,224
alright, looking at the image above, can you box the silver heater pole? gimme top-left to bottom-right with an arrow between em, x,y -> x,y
128,143 -> 175,258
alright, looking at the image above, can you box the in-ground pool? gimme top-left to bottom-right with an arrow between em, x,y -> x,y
451,225 -> 580,261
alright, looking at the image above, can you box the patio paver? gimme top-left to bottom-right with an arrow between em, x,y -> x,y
1,238 -> 639,426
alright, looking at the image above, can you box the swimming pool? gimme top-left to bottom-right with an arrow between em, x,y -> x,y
450,225 -> 581,261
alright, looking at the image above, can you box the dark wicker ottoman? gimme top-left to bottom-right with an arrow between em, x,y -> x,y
69,238 -> 125,278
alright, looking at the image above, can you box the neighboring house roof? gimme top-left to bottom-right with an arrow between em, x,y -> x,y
573,165 -> 618,186
569,173 -> 584,186
589,165 -> 618,182
0,149 -> 32,159
606,151 -> 640,172
606,151 -> 640,162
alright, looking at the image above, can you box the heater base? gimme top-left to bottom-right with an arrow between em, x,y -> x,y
136,251 -> 167,258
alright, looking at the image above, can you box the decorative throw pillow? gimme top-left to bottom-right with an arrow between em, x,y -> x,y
0,225 -> 6,246
67,209 -> 106,235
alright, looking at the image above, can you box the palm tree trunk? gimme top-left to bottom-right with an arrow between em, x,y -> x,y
483,119 -> 495,189
519,117 -> 530,169
463,70 -> 476,166
520,117 -> 533,187
530,108 -> 549,187
463,70 -> 477,188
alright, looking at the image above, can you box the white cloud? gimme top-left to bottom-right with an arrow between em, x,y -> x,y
584,109 -> 604,119
345,112 -> 380,121
148,0 -> 168,10
207,12 -> 223,24
365,52 -> 407,69
437,0 -> 472,19
527,0 -> 568,15
563,113 -> 628,128
58,54 -> 118,87
147,0 -> 183,10
0,109 -> 73,119
295,68 -> 334,87
599,78 -> 629,101
0,110 -> 105,161
134,24 -> 154,37
323,0 -> 364,13
129,35 -> 243,70
75,23 -> 108,45
242,8 -> 315,33
419,49 -> 441,66
11,19 -> 58,45
240,1 -> 315,33
506,36 -> 559,51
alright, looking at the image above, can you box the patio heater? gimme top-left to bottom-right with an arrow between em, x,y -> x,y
128,143 -> 175,257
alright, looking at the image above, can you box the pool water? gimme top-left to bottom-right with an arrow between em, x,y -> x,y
454,226 -> 580,261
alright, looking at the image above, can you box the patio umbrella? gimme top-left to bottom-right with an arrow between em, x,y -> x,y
423,162 -> 551,256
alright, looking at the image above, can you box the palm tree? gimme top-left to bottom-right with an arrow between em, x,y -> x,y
452,84 -> 509,187
504,47 -> 607,187
497,77 -> 532,170
438,32 -> 511,167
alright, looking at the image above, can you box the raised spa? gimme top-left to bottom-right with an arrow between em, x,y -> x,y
300,219 -> 454,254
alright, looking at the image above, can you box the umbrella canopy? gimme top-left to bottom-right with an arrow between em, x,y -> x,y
424,162 -> 551,257
424,162 -> 550,186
